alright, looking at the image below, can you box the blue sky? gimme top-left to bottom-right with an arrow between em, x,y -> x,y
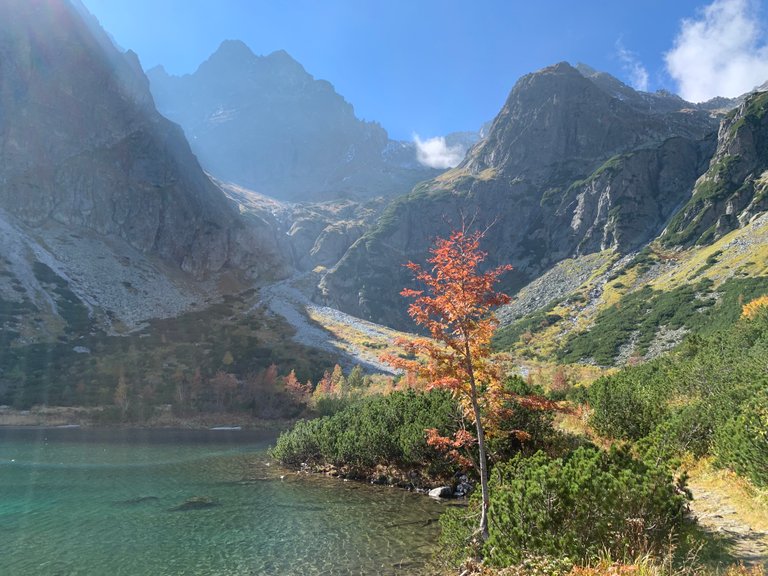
82,0 -> 768,141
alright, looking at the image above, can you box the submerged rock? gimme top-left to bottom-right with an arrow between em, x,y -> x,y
169,496 -> 220,511
115,496 -> 160,506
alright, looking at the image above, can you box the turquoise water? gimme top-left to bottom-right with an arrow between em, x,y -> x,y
0,427 -> 445,575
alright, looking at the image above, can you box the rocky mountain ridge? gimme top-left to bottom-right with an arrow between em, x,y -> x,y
662,91 -> 768,246
493,210 -> 768,366
3,0 -> 767,386
318,62 -> 727,329
147,41 -> 445,202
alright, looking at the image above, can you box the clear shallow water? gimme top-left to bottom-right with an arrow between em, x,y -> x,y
0,427 -> 444,576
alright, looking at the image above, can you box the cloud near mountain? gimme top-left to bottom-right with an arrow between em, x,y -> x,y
413,134 -> 466,169
666,0 -> 768,101
616,40 -> 649,92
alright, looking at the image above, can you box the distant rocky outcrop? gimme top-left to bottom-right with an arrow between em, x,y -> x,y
662,91 -> 768,246
319,62 -> 721,328
147,41 -> 441,201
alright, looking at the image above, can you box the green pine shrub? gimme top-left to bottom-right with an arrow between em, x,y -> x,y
487,376 -> 559,461
588,362 -> 671,440
439,446 -> 689,567
270,389 -> 462,473
714,389 -> 768,487
588,309 -> 768,479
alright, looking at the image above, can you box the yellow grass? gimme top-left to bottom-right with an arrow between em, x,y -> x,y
651,216 -> 768,292
306,306 -> 414,370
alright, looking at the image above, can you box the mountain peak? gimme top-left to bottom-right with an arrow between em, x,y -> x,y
147,41 -> 431,201
147,64 -> 169,78
263,48 -> 308,76
266,48 -> 298,63
197,39 -> 259,75
542,61 -> 579,75
192,41 -> 308,83
214,39 -> 255,60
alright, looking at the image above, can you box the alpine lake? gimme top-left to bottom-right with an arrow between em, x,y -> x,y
0,426 -> 446,575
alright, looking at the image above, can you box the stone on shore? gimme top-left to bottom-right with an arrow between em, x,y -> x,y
428,486 -> 453,499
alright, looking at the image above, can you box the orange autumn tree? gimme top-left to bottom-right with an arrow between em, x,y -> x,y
383,227 -> 512,541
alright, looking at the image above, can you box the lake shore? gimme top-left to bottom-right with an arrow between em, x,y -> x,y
0,404 -> 293,431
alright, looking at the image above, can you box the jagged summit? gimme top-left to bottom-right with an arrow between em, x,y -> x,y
212,38 -> 256,59
197,41 -> 308,80
147,43 -> 437,201
463,60 -> 715,185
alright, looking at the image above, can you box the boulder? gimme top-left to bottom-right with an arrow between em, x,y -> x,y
428,486 -> 453,499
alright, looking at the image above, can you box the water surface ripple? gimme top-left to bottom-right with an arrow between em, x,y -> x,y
0,427 -> 444,575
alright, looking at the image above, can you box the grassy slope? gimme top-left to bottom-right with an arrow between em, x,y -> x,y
494,213 -> 768,367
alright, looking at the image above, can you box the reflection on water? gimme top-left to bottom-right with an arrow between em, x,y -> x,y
0,427 -> 444,575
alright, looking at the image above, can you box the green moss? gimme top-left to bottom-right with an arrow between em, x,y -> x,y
365,180 -> 453,244
539,186 -> 563,207
567,154 -> 630,197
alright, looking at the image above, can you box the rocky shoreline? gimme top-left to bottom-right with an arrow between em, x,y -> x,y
294,461 -> 474,500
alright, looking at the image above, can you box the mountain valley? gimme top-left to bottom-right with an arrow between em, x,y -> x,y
3,2 -> 768,575
2,0 -> 768,408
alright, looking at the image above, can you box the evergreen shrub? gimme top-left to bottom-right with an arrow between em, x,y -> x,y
439,446 -> 689,566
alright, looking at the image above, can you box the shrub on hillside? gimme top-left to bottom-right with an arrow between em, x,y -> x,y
270,389 -> 462,474
439,446 -> 689,567
714,389 -> 768,487
486,376 -> 559,461
588,362 -> 671,440
589,312 -> 768,469
639,399 -> 718,469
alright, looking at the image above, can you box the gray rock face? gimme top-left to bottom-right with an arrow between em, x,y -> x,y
319,62 -> 720,329
557,136 -> 716,255
662,91 -> 768,246
286,217 -> 366,271
0,0 -> 284,282
465,63 -> 716,185
147,41 -> 439,201
309,222 -> 367,268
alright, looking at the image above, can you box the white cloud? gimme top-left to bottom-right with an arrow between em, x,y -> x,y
413,135 -> 465,169
665,0 -> 768,102
616,41 -> 649,92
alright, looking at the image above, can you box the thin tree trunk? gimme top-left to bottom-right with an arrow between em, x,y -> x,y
469,380 -> 490,541
465,340 -> 490,542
